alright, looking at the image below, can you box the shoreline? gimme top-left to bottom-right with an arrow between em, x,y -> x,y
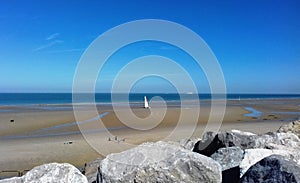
1,96 -> 300,107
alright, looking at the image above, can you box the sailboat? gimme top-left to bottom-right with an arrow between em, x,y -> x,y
144,96 -> 150,109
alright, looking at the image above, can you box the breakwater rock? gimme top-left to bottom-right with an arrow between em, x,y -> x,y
241,155 -> 300,183
278,120 -> 300,138
98,141 -> 222,183
0,163 -> 87,183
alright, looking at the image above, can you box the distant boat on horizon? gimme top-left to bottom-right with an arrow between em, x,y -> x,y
144,96 -> 150,109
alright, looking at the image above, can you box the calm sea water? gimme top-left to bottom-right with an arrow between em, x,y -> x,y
0,93 -> 299,105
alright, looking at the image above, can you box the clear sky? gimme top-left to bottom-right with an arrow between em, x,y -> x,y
0,0 -> 299,93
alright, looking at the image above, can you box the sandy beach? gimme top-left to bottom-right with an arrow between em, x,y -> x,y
0,98 -> 300,177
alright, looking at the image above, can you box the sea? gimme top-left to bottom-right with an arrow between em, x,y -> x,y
0,93 -> 300,105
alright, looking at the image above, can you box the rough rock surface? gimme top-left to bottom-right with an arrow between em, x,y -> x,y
241,155 -> 300,183
193,130 -> 300,156
98,141 -> 222,183
211,146 -> 244,171
193,129 -> 300,181
254,131 -> 300,150
192,130 -> 257,156
278,120 -> 300,138
0,163 -> 88,183
240,148 -> 300,177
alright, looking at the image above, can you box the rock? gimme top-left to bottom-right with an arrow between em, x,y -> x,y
211,146 -> 244,171
83,158 -> 103,183
241,155 -> 300,183
98,141 -> 222,183
239,148 -> 300,177
278,120 -> 300,138
0,163 -> 88,183
227,130 -> 257,149
211,147 -> 244,183
254,132 -> 300,149
193,130 -> 256,156
193,131 -> 222,156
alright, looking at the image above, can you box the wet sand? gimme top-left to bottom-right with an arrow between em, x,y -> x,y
0,98 -> 299,177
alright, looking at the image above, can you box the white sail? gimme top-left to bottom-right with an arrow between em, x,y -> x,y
144,96 -> 150,108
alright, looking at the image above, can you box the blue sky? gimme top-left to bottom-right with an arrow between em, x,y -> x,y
0,0 -> 299,93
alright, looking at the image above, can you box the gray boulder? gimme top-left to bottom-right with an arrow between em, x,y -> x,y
0,163 -> 88,183
278,120 -> 300,138
240,148 -> 300,177
193,130 -> 257,156
211,146 -> 244,171
98,141 -> 222,183
193,131 -> 222,156
241,155 -> 300,183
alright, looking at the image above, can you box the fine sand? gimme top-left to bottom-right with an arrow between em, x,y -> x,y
0,98 -> 300,177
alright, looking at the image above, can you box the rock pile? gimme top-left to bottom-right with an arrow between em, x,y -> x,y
192,128 -> 300,182
96,120 -> 300,183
